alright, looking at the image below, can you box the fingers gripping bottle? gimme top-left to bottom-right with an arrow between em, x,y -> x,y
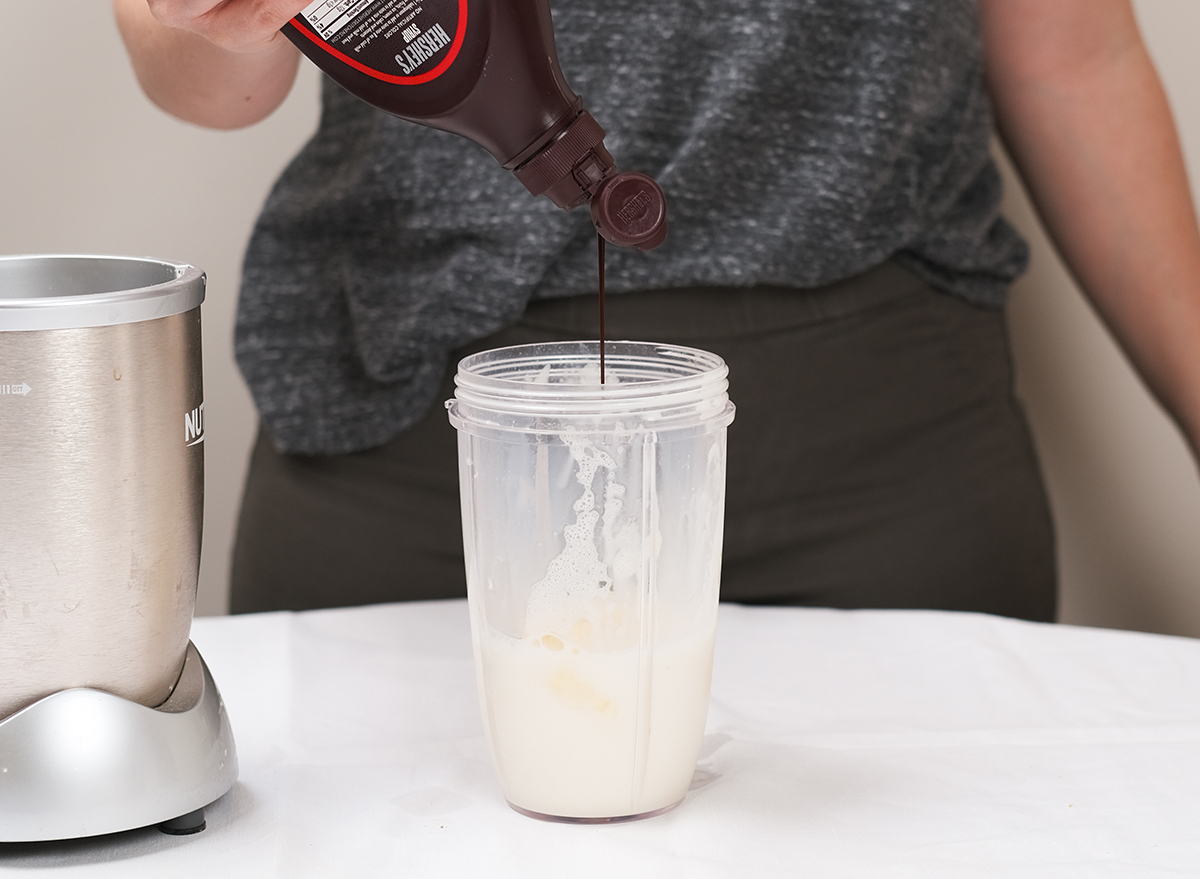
283,0 -> 668,250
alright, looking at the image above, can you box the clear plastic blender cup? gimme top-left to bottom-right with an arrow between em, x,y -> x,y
446,341 -> 735,822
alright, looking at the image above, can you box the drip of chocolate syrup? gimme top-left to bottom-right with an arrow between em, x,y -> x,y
598,233 -> 606,384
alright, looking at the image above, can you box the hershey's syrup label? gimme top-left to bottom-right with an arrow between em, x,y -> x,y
293,0 -> 466,83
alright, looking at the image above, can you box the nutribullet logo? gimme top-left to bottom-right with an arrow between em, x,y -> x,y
1,383 -> 32,396
185,401 -> 205,446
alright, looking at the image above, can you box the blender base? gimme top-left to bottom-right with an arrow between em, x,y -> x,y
0,642 -> 238,842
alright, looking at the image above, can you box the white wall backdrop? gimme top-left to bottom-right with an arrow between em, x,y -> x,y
2,2 -> 1198,633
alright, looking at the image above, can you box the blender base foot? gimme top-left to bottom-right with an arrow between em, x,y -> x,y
158,807 -> 207,835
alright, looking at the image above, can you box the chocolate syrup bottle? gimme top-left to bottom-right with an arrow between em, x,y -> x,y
283,0 -> 667,250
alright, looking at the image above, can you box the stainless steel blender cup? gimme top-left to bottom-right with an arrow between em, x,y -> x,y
0,255 -> 204,720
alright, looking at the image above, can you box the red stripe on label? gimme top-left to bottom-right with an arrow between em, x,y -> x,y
290,1 -> 468,85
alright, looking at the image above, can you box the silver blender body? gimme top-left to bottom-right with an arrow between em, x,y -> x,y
0,255 -> 237,840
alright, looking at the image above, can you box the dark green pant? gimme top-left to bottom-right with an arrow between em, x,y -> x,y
230,261 -> 1056,621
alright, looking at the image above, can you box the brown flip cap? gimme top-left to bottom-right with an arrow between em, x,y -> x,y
513,111 -> 668,250
590,171 -> 668,251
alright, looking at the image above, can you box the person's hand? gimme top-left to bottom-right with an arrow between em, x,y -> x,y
141,0 -> 309,56
114,0 -> 308,128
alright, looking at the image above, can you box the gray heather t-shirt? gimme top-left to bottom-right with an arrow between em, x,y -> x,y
237,0 -> 1028,454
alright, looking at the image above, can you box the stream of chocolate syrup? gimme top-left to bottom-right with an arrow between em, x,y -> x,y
598,233 -> 606,384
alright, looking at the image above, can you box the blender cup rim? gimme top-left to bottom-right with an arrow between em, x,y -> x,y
453,340 -> 727,396
0,255 -> 205,331
449,340 -> 734,433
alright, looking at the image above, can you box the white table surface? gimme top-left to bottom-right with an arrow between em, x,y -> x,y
1,600 -> 1198,877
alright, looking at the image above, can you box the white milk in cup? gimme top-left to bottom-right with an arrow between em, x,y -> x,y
447,341 -> 735,822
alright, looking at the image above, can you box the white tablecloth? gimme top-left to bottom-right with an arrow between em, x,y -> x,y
2,601 -> 1198,876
